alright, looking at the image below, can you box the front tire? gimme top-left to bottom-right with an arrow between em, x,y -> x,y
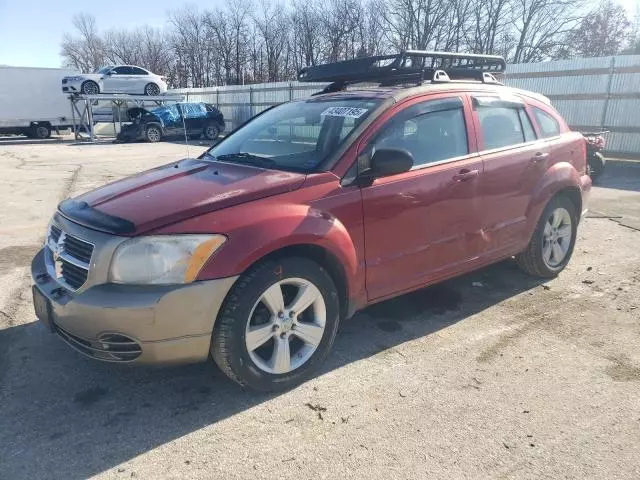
81,80 -> 100,95
145,125 -> 162,143
211,257 -> 340,391
516,195 -> 578,278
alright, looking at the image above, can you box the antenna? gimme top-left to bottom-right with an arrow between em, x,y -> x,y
179,103 -> 191,157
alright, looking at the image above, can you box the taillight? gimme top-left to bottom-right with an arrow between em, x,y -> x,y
580,138 -> 587,173
595,135 -> 605,149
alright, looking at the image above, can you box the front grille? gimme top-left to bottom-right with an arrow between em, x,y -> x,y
64,235 -> 93,263
46,225 -> 94,291
50,225 -> 61,242
60,261 -> 88,290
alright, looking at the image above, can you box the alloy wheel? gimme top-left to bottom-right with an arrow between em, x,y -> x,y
82,82 -> 99,95
205,125 -> 219,139
146,127 -> 161,142
542,207 -> 572,268
145,83 -> 160,96
245,278 -> 326,375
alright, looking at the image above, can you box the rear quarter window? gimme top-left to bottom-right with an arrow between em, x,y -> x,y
533,107 -> 561,138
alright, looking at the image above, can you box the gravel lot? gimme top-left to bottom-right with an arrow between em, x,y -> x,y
0,138 -> 639,480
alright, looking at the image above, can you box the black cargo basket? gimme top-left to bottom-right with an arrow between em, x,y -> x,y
298,50 -> 507,92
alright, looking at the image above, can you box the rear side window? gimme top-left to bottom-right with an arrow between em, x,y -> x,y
130,67 -> 148,75
533,107 -> 561,138
477,106 -> 535,150
373,99 -> 468,167
112,66 -> 132,75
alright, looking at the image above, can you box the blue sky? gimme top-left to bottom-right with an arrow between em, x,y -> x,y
0,0 -> 637,68
0,0 -> 205,68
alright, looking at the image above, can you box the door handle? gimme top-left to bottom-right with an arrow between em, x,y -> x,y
452,169 -> 480,182
532,152 -> 549,162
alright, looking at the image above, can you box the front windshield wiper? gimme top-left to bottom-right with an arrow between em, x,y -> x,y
211,152 -> 278,169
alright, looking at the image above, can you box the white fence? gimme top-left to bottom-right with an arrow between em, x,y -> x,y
171,55 -> 640,156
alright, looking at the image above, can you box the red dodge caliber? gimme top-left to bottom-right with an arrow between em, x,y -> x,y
31,52 -> 591,390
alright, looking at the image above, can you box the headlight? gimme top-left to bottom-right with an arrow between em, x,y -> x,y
109,235 -> 226,285
66,76 -> 86,81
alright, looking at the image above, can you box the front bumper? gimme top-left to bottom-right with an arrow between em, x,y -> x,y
31,248 -> 238,365
116,124 -> 145,142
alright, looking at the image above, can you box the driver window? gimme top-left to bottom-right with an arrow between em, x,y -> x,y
371,101 -> 468,167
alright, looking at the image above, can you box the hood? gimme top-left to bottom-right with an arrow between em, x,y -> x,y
66,73 -> 103,81
71,159 -> 306,234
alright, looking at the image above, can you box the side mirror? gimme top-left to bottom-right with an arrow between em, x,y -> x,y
369,148 -> 414,178
106,70 -> 114,76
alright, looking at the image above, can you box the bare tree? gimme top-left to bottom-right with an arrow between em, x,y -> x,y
466,0 -> 513,54
567,0 -> 632,57
511,0 -> 583,63
60,13 -> 106,71
375,0 -> 450,51
227,0 -> 252,84
291,0 -> 324,68
319,0 -> 363,62
252,0 -> 291,81
60,0 -> 636,87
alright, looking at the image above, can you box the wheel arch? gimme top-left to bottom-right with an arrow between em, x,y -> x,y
525,161 -> 583,237
245,243 -> 352,320
145,82 -> 160,95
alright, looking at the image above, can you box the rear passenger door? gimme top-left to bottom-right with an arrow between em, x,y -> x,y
129,66 -> 150,94
182,103 -> 208,134
472,96 -> 546,255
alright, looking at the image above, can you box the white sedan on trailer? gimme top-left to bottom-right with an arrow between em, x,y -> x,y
61,65 -> 168,96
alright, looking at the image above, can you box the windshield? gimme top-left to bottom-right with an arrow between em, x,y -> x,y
96,66 -> 114,74
202,97 -> 381,172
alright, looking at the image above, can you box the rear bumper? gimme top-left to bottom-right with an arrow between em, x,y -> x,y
580,173 -> 592,218
31,248 -> 238,365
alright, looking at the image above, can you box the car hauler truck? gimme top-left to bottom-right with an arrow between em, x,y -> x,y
0,66 -> 76,138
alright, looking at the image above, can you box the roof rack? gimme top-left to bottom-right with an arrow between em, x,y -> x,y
298,50 -> 507,94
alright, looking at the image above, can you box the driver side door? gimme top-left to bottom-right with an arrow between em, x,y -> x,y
360,95 -> 484,301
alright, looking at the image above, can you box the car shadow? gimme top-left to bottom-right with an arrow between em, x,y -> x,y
593,159 -> 640,192
0,136 -> 77,147
0,260 -> 544,479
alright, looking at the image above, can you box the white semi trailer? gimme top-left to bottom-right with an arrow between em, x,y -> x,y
0,66 -> 77,138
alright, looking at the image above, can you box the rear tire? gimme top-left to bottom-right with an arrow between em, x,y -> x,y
144,83 -> 161,96
516,195 -> 578,278
145,125 -> 162,143
81,80 -> 100,95
203,123 -> 220,140
588,152 -> 605,181
211,257 -> 340,391
32,124 -> 51,139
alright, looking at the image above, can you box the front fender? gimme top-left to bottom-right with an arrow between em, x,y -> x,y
525,161 -> 582,235
173,203 -> 362,307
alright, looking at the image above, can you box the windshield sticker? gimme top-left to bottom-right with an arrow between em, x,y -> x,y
321,107 -> 368,118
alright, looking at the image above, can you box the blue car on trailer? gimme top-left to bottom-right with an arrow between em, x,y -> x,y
117,102 -> 225,143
